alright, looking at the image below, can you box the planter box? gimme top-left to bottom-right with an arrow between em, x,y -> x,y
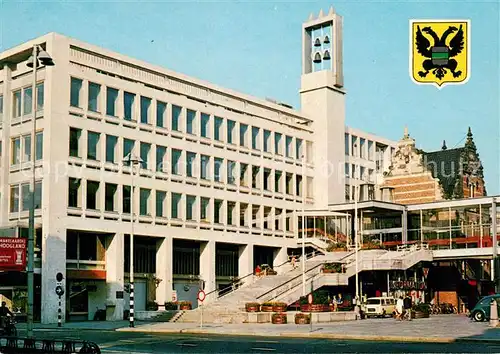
294,315 -> 310,324
322,269 -> 337,274
179,304 -> 192,310
261,305 -> 274,312
272,314 -> 287,324
245,304 -> 260,312
273,305 -> 287,312
300,304 -> 330,312
414,311 -> 429,319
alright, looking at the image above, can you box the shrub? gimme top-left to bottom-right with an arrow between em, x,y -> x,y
147,301 -> 158,311
412,303 -> 430,314
164,301 -> 178,310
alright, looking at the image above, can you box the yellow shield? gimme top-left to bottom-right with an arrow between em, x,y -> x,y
409,20 -> 470,89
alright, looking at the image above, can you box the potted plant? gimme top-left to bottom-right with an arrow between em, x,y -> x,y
322,263 -> 343,273
164,301 -> 178,311
412,303 -> 430,319
179,301 -> 192,310
272,302 -> 287,312
271,312 -> 287,324
245,302 -> 260,312
326,242 -> 347,252
260,302 -> 275,312
294,313 -> 311,324
146,301 -> 158,311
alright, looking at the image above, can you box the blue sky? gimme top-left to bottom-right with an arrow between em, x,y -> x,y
1,0 -> 498,194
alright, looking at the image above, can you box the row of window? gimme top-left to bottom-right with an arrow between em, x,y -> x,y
12,83 -> 45,118
69,127 -> 307,195
9,181 -> 43,213
345,163 -> 375,182
10,133 -> 44,165
70,77 -> 306,158
68,179 -> 295,231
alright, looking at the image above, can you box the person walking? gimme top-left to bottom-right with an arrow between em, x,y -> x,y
403,294 -> 412,321
291,255 -> 297,269
396,296 -> 404,320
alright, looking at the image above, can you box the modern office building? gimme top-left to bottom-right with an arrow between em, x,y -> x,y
0,8 -> 398,323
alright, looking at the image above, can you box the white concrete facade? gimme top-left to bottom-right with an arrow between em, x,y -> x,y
0,8 -> 396,324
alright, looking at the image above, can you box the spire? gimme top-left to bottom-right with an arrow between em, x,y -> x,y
442,140 -> 447,150
465,126 -> 477,151
328,6 -> 335,15
403,126 -> 409,139
308,12 -> 314,20
318,9 -> 324,18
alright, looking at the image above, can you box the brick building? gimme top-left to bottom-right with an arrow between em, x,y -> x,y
380,127 -> 486,205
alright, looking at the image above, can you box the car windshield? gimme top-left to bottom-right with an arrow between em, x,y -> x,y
366,299 -> 380,305
479,297 -> 492,305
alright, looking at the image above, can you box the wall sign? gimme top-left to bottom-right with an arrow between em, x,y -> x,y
389,280 -> 427,291
0,237 -> 26,271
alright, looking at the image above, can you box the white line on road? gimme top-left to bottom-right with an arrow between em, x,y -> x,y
255,340 -> 279,344
177,343 -> 198,347
251,348 -> 276,351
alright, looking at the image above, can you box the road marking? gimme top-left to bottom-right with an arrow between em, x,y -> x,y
251,348 -> 276,351
119,339 -> 136,343
177,343 -> 198,347
255,340 -> 279,344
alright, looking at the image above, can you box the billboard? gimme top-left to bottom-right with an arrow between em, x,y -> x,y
0,237 -> 27,271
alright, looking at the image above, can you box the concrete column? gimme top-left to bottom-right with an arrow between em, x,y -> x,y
41,228 -> 67,324
200,240 -> 216,300
238,244 -> 254,284
156,237 -> 173,308
273,247 -> 288,274
402,209 -> 408,244
105,233 -> 125,320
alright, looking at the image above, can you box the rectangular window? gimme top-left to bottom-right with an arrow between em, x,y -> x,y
239,123 -> 248,147
263,130 -> 271,152
10,185 -> 19,213
156,191 -> 166,217
345,163 -> 349,177
86,181 -> 100,210
37,83 -> 44,111
214,199 -> 222,224
171,149 -> 182,175
105,135 -> 118,163
227,120 -> 235,144
200,155 -> 210,180
285,136 -> 293,158
105,183 -> 117,212
214,157 -> 223,182
227,202 -> 235,225
274,133 -> 282,155
21,184 -> 30,211
368,141 -> 374,161
68,178 -> 81,208
87,131 -> 100,160
124,92 -> 135,121
106,87 -> 118,116
88,82 -> 101,112
171,193 -> 181,219
263,168 -> 271,191
156,145 -> 167,172
296,138 -> 303,159
227,160 -> 236,184
186,109 -> 196,135
201,113 -> 210,138
23,87 -> 32,115
34,182 -> 43,209
140,96 -> 151,124
200,197 -> 209,221
140,142 -> 150,169
172,105 -> 181,131
252,127 -> 259,150
23,135 -> 31,163
70,78 -> 83,108
122,186 -> 131,214
156,101 -> 167,128
0,95 -> 3,121
11,138 -> 20,165
186,195 -> 196,220
186,151 -> 196,177
275,171 -> 282,193
36,132 -> 43,160
123,139 -> 135,163
140,188 -> 151,215
13,90 -> 21,118
214,117 -> 223,141
69,128 -> 81,157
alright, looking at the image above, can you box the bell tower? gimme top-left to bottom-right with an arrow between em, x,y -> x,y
300,7 -> 346,206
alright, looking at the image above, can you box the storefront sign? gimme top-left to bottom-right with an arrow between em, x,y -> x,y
0,237 -> 26,271
389,280 -> 427,291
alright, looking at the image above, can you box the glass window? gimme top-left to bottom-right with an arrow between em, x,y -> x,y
200,155 -> 209,180
23,135 -> 31,162
87,131 -> 100,160
214,117 -> 223,141
200,197 -> 209,221
172,105 -> 181,131
105,135 -> 118,163
124,92 -> 135,121
35,132 -> 43,160
0,95 -> 3,120
140,96 -> 151,124
122,186 -> 131,214
70,78 -> 83,108
156,191 -> 166,217
285,136 -> 293,158
263,130 -> 271,152
186,195 -> 196,220
227,120 -> 235,144
69,128 -> 81,157
252,127 -> 259,150
68,178 -> 81,208
88,82 -> 101,112
156,145 -> 166,172
123,139 -> 134,163
106,87 -> 118,116
86,181 -> 100,210
186,109 -> 196,135
171,149 -> 182,175
140,142 -> 150,169
274,133 -> 282,155
105,183 -> 117,212
296,138 -> 303,159
139,188 -> 150,215
21,184 -> 30,211
13,90 -> 21,118
214,158 -> 223,182
171,193 -> 181,219
23,87 -> 32,115
10,185 -> 19,213
36,83 -> 44,111
201,113 -> 210,138
186,151 -> 196,177
157,101 -> 167,128
227,160 -> 236,184
345,133 -> 350,156
239,123 -> 247,147
11,138 -> 20,165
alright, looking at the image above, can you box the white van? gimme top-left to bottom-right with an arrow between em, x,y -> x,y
365,297 -> 396,318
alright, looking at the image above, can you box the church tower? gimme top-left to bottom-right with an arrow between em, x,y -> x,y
300,7 -> 346,206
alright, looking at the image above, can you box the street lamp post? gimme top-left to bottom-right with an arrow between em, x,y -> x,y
124,153 -> 143,328
26,45 -> 54,338
354,183 -> 359,305
301,153 -> 306,296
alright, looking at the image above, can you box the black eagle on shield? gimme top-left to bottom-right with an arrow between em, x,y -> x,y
415,24 -> 465,80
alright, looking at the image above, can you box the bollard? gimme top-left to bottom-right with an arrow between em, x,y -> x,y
490,299 -> 498,327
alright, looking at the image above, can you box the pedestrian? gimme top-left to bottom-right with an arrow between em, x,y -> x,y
255,265 -> 261,278
396,296 -> 404,320
291,255 -> 297,269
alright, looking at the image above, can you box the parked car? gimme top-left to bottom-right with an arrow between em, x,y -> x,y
470,294 -> 500,322
365,297 -> 396,318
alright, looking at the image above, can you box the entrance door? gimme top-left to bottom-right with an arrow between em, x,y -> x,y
134,280 -> 147,312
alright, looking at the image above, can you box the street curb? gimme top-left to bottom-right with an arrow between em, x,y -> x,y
115,327 -> 474,343
18,327 -> 122,332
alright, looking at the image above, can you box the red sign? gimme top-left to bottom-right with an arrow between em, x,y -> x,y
0,237 -> 26,271
198,290 -> 206,302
